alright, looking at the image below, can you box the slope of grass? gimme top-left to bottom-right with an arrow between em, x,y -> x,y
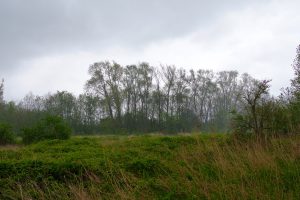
0,134 -> 300,199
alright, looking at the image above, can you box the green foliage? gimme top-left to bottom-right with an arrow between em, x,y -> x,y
22,115 -> 71,144
231,97 -> 298,138
99,118 -> 125,134
283,44 -> 300,133
1,134 -> 300,199
125,158 -> 164,177
0,79 -> 3,104
0,123 -> 15,145
231,110 -> 251,135
289,101 -> 300,133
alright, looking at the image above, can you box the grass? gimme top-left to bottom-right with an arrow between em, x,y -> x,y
0,133 -> 300,199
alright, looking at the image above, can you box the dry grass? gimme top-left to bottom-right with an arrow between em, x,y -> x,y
0,144 -> 21,151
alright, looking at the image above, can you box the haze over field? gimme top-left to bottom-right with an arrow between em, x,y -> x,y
0,0 -> 300,100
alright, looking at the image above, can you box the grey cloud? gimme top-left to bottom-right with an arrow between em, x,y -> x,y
0,0 -> 262,73
0,0 -> 297,100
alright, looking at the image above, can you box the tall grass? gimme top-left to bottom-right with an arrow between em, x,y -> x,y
0,134 -> 299,199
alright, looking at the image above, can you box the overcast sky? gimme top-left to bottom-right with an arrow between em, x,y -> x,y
0,0 -> 299,101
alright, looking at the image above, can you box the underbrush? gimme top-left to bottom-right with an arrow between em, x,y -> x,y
0,134 -> 300,199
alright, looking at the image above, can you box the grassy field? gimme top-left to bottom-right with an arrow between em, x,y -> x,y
0,134 -> 300,200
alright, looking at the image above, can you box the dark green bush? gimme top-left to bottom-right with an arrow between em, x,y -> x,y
99,118 -> 125,134
22,115 -> 71,144
125,158 -> 165,177
0,123 -> 15,145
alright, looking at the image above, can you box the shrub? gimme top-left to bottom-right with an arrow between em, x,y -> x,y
22,115 -> 71,144
125,158 -> 164,177
99,118 -> 124,134
0,123 -> 15,145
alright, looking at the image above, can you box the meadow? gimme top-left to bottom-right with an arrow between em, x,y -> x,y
0,134 -> 300,200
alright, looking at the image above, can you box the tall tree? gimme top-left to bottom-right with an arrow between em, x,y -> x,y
291,44 -> 300,97
288,44 -> 300,132
86,61 -> 114,120
0,79 -> 4,104
214,71 -> 239,131
161,65 -> 176,117
242,79 -> 271,135
43,91 -> 76,128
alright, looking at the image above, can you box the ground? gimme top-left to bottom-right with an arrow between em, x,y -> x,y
0,134 -> 300,199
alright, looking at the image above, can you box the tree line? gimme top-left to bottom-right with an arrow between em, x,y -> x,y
0,65 -> 255,134
1,45 -> 300,136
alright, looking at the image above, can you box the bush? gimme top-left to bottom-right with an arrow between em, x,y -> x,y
0,123 -> 15,145
99,118 -> 124,134
22,115 -> 71,144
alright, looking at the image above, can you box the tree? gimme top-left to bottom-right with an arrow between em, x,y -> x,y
161,65 -> 176,117
22,115 -> 71,144
44,91 -> 76,123
75,94 -> 101,133
288,44 -> 300,132
86,61 -> 114,120
242,79 -> 271,135
0,79 -> 4,104
291,44 -> 300,96
20,92 -> 44,111
86,61 -> 123,121
213,71 -> 240,131
151,68 -> 164,129
0,123 -> 15,145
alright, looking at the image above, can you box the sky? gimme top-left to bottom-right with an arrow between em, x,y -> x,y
0,0 -> 299,101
